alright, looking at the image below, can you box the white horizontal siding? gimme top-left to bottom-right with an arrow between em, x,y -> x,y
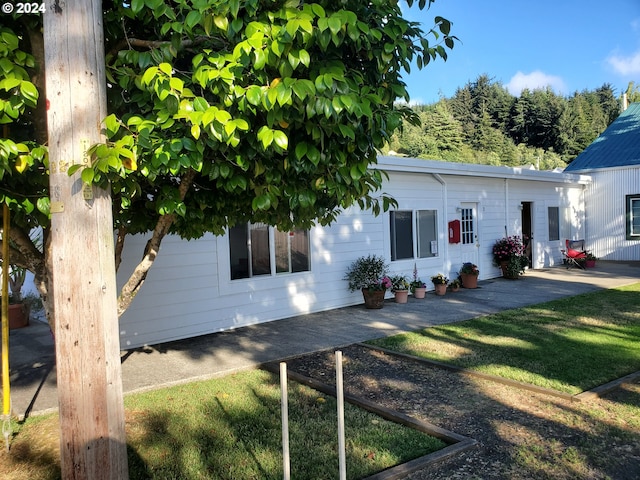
117,161 -> 588,349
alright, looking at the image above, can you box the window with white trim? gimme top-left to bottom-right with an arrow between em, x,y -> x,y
229,223 -> 310,279
548,207 -> 560,241
390,210 -> 438,260
626,194 -> 640,240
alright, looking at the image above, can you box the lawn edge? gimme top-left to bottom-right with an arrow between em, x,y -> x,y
261,362 -> 477,480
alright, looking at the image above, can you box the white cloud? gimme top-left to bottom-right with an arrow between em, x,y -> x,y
506,71 -> 567,96
606,50 -> 640,76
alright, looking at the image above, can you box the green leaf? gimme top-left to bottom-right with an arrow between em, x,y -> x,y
246,85 -> 262,106
19,81 -> 38,106
252,193 -> 271,211
104,114 -> 120,137
159,63 -> 172,75
295,142 -> 307,160
81,167 -> 95,184
185,10 -> 202,28
257,126 -> 274,149
36,197 -> 50,216
214,15 -> 229,31
273,130 -> 288,150
131,0 -> 144,14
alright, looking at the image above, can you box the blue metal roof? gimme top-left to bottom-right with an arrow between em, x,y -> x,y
564,102 -> 640,172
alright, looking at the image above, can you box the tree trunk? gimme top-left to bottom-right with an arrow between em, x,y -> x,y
44,1 -> 129,478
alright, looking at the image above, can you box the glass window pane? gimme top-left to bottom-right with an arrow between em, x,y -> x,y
274,229 -> 290,273
250,223 -> 270,276
229,224 -> 249,279
417,210 -> 437,258
548,207 -> 560,241
461,208 -> 474,244
632,199 -> 640,235
390,211 -> 413,260
290,229 -> 310,273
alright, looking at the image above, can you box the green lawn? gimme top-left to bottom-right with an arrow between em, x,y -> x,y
367,284 -> 640,394
123,369 -> 445,480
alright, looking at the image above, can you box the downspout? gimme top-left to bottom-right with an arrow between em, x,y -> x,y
432,174 -> 448,271
504,178 -> 509,236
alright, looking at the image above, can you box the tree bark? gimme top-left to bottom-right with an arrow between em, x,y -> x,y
44,1 -> 129,478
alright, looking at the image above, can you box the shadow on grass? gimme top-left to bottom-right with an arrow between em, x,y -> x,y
281,345 -> 640,480
368,288 -> 640,394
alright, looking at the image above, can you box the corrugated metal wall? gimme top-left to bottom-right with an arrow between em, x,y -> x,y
585,168 -> 640,260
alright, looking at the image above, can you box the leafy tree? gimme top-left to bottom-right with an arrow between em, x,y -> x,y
1,0 -> 457,321
624,81 -> 640,104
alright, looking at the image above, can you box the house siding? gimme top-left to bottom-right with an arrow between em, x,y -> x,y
583,168 -> 640,260
117,158 -> 589,349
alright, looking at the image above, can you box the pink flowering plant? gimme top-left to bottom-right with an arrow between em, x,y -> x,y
344,254 -> 391,292
492,236 -> 525,264
493,235 -> 528,277
409,263 -> 426,292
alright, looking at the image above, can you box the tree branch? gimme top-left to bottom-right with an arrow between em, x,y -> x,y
116,169 -> 197,316
114,227 -> 126,273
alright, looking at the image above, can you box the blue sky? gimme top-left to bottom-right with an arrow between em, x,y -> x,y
401,0 -> 640,104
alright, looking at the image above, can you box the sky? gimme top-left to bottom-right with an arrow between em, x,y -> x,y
401,0 -> 640,105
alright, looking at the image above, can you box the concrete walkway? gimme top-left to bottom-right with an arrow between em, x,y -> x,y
4,261 -> 640,419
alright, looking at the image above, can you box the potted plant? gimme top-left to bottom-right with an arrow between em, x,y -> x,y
459,262 -> 479,289
344,254 -> 391,309
431,273 -> 449,296
390,275 -> 410,303
409,263 -> 427,299
4,264 -> 30,329
492,236 -> 527,279
585,253 -> 597,268
449,278 -> 462,292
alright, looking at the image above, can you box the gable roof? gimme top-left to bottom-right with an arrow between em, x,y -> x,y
564,102 -> 640,172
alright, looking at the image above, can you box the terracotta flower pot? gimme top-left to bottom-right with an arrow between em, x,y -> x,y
434,284 -> 447,296
362,288 -> 385,309
460,273 -> 478,289
413,287 -> 426,299
9,303 -> 29,329
394,290 -> 409,304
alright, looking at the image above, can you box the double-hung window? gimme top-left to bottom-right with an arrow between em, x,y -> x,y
390,210 -> 438,260
229,224 -> 310,279
626,194 -> 640,240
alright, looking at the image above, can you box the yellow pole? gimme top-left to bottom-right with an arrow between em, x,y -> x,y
2,203 -> 10,418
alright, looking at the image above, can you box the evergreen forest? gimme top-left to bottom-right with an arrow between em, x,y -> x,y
385,75 -> 640,170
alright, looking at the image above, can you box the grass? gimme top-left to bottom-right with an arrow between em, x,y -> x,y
367,284 -> 640,394
2,369 -> 445,480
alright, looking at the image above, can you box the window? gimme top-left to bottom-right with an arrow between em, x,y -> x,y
390,209 -> 438,260
548,207 -> 560,241
417,210 -> 437,258
626,194 -> 640,240
460,207 -> 474,244
390,211 -> 413,260
229,224 -> 310,279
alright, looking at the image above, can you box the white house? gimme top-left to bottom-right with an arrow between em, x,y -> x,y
564,102 -> 640,261
117,156 -> 590,349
